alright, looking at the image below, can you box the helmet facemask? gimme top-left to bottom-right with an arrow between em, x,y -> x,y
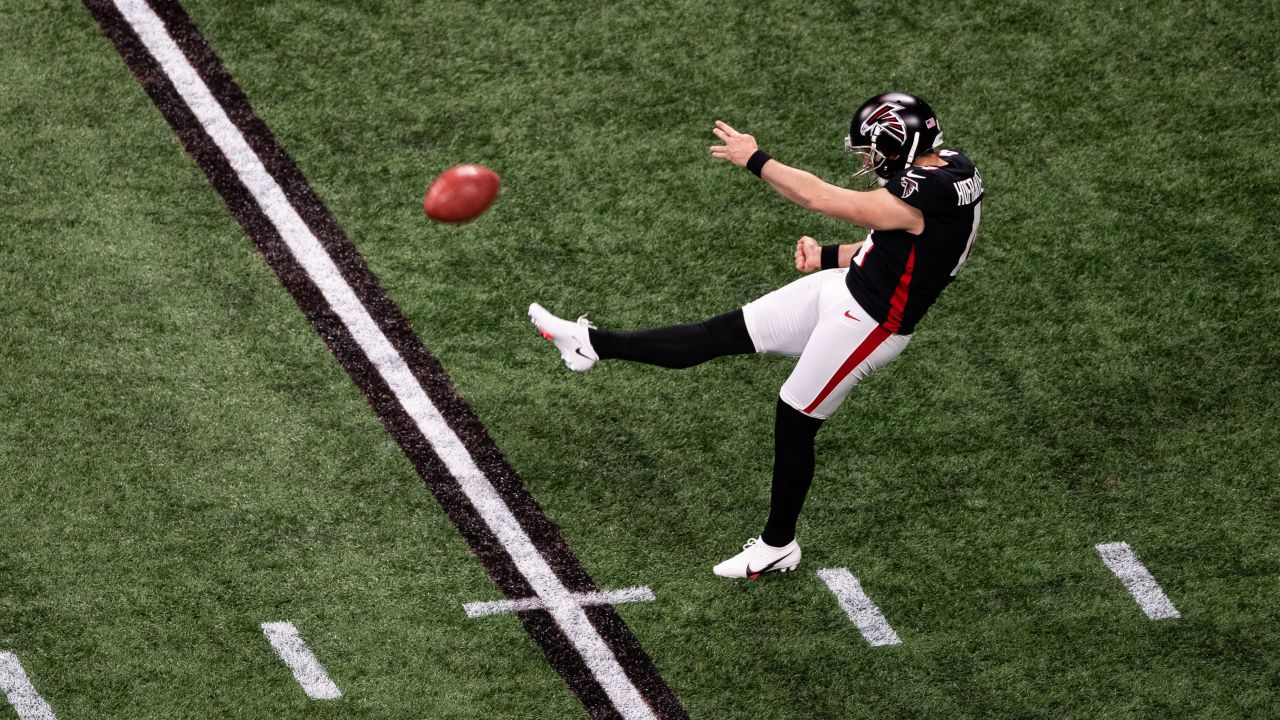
844,134 -> 886,189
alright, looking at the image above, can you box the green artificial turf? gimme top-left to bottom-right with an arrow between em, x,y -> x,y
2,0 -> 1278,718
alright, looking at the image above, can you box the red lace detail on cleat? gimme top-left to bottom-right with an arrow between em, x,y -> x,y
539,328 -> 554,340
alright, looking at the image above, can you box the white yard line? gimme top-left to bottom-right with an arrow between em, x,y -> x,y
260,622 -> 343,700
111,2 -> 655,716
465,586 -> 656,618
817,568 -> 902,647
1095,541 -> 1181,620
0,653 -> 57,720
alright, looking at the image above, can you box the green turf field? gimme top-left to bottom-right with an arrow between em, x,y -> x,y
3,0 -> 1278,718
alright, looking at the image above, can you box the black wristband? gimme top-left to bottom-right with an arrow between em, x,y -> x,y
824,244 -> 844,270
746,150 -> 772,177
820,244 -> 841,270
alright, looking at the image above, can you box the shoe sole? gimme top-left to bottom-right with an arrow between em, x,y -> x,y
746,564 -> 799,580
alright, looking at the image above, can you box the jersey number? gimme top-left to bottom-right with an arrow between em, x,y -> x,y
854,235 -> 874,267
950,201 -> 981,277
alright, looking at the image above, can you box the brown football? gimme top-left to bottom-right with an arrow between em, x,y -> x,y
422,164 -> 501,223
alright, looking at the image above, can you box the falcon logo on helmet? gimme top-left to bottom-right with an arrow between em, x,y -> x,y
859,102 -> 908,144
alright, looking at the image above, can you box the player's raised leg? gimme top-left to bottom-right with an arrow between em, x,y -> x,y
528,268 -> 833,372
589,309 -> 756,368
529,302 -> 754,371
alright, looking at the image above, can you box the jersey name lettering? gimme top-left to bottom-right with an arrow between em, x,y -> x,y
953,171 -> 984,206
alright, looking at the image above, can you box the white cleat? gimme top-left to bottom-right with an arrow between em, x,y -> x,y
529,302 -> 599,372
713,537 -> 801,579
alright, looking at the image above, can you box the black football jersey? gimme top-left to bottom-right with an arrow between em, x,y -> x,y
845,149 -> 984,335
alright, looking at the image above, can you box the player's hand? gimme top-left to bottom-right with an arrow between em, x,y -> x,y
709,120 -> 758,167
795,236 -> 822,273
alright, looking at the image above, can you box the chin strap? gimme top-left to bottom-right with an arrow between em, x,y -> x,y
904,131 -> 922,166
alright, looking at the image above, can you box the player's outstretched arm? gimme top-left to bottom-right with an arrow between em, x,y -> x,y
710,120 -> 923,234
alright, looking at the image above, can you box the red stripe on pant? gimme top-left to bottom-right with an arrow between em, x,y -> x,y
803,325 -> 893,415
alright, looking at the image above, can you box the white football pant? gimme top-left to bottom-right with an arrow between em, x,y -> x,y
742,269 -> 911,419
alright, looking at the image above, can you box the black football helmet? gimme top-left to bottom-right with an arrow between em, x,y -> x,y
844,92 -> 943,185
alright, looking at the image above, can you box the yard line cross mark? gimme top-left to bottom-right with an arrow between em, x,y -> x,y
465,587 -> 656,619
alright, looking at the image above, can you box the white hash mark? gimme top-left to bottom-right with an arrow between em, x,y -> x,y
260,622 -> 343,700
1095,541 -> 1181,620
817,568 -> 903,647
0,652 -> 57,720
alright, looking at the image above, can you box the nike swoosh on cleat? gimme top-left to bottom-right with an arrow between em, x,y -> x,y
574,347 -> 593,360
745,549 -> 796,578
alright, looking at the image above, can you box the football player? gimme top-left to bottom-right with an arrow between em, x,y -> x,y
529,92 -> 983,578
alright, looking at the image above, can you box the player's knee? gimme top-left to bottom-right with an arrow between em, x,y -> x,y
778,391 -> 829,421
703,309 -> 755,355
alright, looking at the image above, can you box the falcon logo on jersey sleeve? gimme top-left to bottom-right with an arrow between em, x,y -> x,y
899,177 -> 919,198
860,102 -> 907,143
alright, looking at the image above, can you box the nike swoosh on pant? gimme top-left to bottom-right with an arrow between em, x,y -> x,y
843,310 -> 860,321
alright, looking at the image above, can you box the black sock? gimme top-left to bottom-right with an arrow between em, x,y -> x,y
587,308 -> 755,369
760,399 -> 824,547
